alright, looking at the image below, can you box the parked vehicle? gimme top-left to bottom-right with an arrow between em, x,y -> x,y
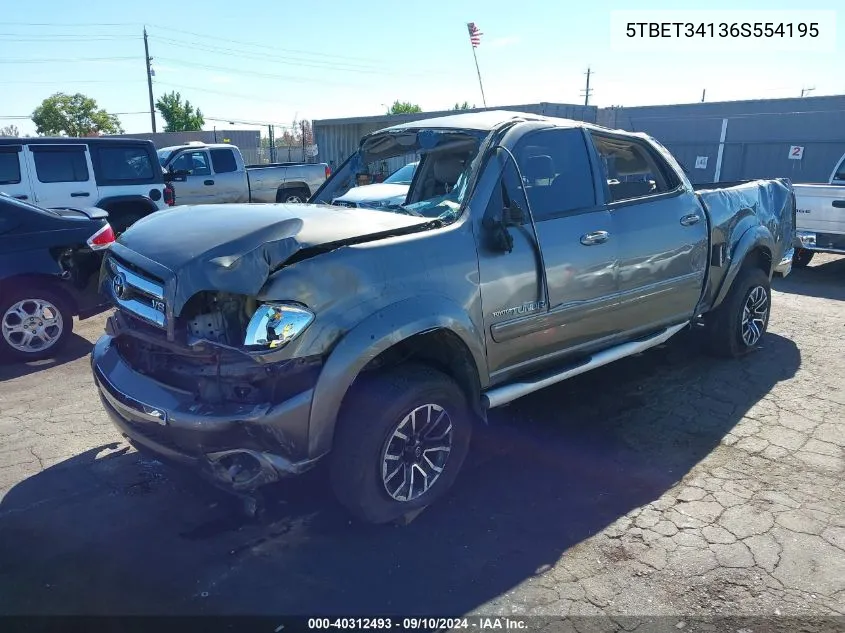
332,161 -> 418,208
157,143 -> 330,205
0,138 -> 173,235
791,152 -> 845,266
91,111 -> 795,524
0,194 -> 114,360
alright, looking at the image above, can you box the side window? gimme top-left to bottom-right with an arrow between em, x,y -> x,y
95,146 -> 154,182
0,149 -> 22,185
210,148 -> 238,174
589,133 -> 679,203
32,147 -> 89,183
171,151 -> 211,176
515,129 -> 596,220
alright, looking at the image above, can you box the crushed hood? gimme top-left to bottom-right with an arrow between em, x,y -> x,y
112,202 -> 431,315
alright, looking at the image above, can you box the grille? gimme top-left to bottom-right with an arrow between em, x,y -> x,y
106,256 -> 167,328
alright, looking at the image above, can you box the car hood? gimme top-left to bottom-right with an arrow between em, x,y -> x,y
333,182 -> 410,204
112,202 -> 432,315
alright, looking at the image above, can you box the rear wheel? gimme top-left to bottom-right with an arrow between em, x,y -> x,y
706,266 -> 771,358
0,287 -> 73,361
329,364 -> 473,525
792,248 -> 814,268
276,187 -> 309,204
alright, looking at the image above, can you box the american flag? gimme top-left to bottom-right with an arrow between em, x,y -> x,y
467,22 -> 483,48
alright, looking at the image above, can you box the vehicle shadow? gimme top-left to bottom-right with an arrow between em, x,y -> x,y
0,330 -> 800,616
773,255 -> 845,301
0,333 -> 93,382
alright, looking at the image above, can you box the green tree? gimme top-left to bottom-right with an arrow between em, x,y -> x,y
452,101 -> 474,110
31,93 -> 123,137
386,100 -> 422,115
155,91 -> 204,132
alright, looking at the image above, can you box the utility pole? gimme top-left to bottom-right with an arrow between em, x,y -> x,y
143,27 -> 156,133
581,67 -> 594,106
701,89 -> 706,103
268,125 -> 276,163
301,120 -> 307,163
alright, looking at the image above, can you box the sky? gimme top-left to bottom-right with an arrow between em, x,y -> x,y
0,0 -> 841,137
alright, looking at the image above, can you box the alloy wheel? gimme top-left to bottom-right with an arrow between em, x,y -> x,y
2,299 -> 64,354
740,285 -> 769,346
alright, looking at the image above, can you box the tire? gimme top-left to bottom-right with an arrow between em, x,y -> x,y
792,248 -> 814,268
706,266 -> 771,359
276,187 -> 309,204
0,286 -> 74,361
329,363 -> 473,525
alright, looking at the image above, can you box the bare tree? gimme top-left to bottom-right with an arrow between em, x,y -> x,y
0,124 -> 20,137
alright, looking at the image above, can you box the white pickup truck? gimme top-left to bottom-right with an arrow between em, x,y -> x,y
157,143 -> 330,206
792,153 -> 845,266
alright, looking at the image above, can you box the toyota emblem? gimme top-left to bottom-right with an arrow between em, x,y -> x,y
112,272 -> 128,300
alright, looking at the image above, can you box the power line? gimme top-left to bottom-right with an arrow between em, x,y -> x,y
149,35 -> 438,77
0,79 -> 145,85
0,56 -> 137,64
151,80 -> 320,105
0,111 -> 149,119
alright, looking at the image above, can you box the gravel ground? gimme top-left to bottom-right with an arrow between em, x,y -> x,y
0,255 -> 843,622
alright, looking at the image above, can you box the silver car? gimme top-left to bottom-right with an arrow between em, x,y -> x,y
332,162 -> 418,208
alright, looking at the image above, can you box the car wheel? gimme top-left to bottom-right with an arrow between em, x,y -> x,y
277,188 -> 309,204
706,266 -> 771,359
0,288 -> 73,361
329,363 -> 473,525
792,248 -> 814,268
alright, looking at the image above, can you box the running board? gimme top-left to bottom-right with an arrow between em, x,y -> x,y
482,322 -> 689,409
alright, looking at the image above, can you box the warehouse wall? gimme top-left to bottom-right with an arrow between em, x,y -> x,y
601,95 -> 845,184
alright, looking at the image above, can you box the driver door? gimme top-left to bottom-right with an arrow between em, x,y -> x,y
169,149 -> 214,205
475,128 -> 619,384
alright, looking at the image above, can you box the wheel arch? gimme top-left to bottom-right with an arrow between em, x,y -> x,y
0,274 -> 78,315
308,297 -> 488,457
711,226 -> 774,310
276,182 -> 310,198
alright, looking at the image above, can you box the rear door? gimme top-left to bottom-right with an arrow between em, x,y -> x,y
209,147 -> 248,203
27,144 -> 98,207
169,149 -> 215,205
0,144 -> 33,202
588,132 -> 708,332
476,127 -> 619,383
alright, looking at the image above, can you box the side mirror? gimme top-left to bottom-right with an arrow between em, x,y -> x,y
165,169 -> 189,182
502,203 -> 525,226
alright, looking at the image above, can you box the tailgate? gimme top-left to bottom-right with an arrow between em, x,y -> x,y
794,185 -> 845,234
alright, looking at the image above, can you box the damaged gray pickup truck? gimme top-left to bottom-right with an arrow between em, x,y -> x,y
91,110 -> 796,524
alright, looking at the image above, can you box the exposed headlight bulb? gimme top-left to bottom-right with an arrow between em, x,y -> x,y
243,303 -> 314,349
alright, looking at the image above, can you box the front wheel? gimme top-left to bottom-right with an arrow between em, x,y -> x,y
706,266 -> 771,358
0,288 -> 73,361
329,364 -> 473,524
792,248 -> 814,268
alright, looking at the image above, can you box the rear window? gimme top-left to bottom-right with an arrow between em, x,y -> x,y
210,148 -> 238,173
32,147 -> 89,183
94,146 -> 155,183
0,149 -> 21,185
834,157 -> 845,181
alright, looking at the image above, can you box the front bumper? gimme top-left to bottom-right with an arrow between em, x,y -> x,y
91,335 -> 322,492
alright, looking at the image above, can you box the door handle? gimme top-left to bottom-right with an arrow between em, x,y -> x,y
70,192 -> 90,197
13,194 -> 28,200
680,213 -> 701,226
580,230 -> 609,246
204,180 -> 215,186
832,200 -> 845,208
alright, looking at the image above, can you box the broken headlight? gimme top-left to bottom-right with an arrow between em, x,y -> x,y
243,303 -> 314,349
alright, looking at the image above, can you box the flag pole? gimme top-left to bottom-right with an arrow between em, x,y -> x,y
467,23 -> 487,108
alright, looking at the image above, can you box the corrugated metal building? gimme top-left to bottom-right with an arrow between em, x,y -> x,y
108,129 -> 262,164
314,95 -> 845,184
313,103 -> 597,171
599,95 -> 845,184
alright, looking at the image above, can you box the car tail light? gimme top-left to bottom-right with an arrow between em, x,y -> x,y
87,223 -> 115,250
164,183 -> 175,206
325,165 -> 332,180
